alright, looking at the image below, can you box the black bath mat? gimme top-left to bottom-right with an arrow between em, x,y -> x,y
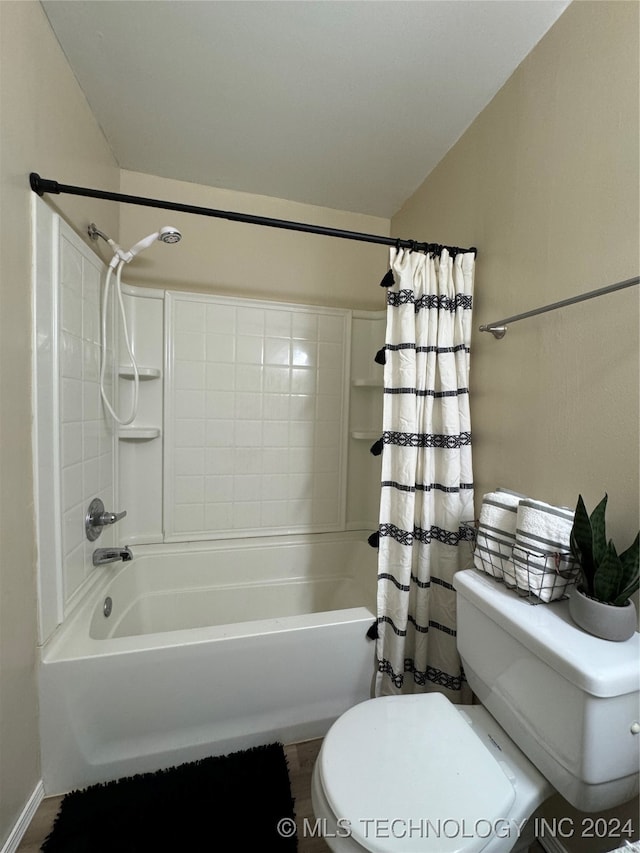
42,742 -> 297,852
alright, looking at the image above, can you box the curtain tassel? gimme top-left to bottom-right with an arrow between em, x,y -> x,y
374,347 -> 386,365
369,437 -> 383,457
379,269 -> 395,288
367,530 -> 380,549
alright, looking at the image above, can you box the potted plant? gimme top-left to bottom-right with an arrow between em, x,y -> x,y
568,494 -> 639,641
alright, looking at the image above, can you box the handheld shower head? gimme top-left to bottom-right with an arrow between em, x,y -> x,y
159,226 -> 181,244
90,222 -> 183,267
125,226 -> 182,260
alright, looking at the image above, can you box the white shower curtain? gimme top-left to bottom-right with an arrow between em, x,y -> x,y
375,246 -> 475,700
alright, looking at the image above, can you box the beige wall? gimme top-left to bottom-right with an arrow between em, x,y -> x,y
116,170 -> 389,311
392,1 -> 639,550
0,1 -> 119,845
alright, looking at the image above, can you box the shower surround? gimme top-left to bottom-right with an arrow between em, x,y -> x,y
33,199 -> 383,794
120,287 -> 352,544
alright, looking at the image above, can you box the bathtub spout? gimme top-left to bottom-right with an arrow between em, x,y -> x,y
93,546 -> 133,567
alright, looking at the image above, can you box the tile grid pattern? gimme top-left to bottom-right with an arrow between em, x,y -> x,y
167,295 -> 349,538
59,232 -> 115,606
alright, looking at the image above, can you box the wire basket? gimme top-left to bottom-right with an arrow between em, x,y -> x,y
461,520 -> 580,605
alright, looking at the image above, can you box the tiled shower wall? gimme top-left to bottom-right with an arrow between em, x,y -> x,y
165,293 -> 350,539
58,228 -> 116,602
34,203 -> 116,640
116,288 -> 383,545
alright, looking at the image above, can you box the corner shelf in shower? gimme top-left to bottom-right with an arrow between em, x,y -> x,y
118,366 -> 162,380
118,427 -> 161,441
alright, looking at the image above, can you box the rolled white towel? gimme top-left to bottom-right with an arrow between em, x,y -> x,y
513,499 -> 577,602
474,490 -> 522,581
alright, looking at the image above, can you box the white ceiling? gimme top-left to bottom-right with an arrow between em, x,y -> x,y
42,0 -> 570,218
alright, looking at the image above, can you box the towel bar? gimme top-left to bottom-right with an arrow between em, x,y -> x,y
479,275 -> 639,339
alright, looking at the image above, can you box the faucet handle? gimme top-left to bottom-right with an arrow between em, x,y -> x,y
85,498 -> 127,541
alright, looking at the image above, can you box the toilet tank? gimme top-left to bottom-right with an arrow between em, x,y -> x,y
453,569 -> 640,813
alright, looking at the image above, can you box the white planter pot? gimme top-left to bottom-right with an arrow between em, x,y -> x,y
568,587 -> 637,642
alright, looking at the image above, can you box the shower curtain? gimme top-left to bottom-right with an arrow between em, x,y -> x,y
375,246 -> 475,700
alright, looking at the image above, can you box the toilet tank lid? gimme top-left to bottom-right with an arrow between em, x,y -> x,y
453,570 -> 640,698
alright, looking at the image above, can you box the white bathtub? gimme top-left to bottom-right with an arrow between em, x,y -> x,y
39,533 -> 377,794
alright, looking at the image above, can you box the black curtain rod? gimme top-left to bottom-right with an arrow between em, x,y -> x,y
29,173 -> 476,257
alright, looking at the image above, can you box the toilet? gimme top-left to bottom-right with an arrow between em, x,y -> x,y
311,569 -> 640,853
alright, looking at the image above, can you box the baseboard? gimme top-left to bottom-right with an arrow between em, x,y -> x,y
1,780 -> 45,853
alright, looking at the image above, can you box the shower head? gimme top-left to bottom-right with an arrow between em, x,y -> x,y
159,226 -> 181,244
125,226 -> 182,260
90,222 -> 182,267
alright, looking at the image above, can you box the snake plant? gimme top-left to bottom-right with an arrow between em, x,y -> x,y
570,494 -> 639,606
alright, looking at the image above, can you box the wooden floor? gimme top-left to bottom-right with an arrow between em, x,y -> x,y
17,737 -> 545,853
286,739 -> 332,853
15,795 -> 62,853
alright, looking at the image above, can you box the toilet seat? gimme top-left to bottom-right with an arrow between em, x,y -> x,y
318,693 -> 517,853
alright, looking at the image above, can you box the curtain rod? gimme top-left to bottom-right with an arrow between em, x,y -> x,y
30,173 -> 476,256
479,275 -> 640,339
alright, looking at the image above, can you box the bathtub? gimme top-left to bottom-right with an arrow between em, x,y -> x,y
39,532 -> 377,794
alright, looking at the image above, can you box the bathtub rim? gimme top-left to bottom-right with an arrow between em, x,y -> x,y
41,530 -> 376,663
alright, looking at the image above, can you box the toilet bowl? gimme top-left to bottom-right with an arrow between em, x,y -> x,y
311,570 -> 640,853
311,695 -> 551,853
